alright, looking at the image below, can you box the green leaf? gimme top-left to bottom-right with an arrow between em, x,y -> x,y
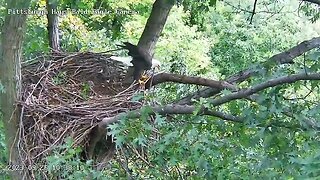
0,81 -> 5,93
140,105 -> 153,121
137,134 -> 147,147
132,93 -> 144,101
209,0 -> 217,6
154,114 -> 166,126
115,136 -> 125,147
308,51 -> 320,61
221,89 -> 232,95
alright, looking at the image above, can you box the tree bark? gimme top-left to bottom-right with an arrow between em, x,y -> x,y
152,72 -> 236,90
46,0 -> 60,52
138,0 -> 174,55
0,0 -> 30,178
302,0 -> 320,6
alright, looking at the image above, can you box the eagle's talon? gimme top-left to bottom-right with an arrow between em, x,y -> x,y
138,72 -> 152,89
138,79 -> 146,85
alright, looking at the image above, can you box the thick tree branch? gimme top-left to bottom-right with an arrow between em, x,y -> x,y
209,73 -> 320,106
138,0 -> 174,55
177,36 -> 320,105
100,104 -> 242,129
152,105 -> 241,122
176,68 -> 255,105
98,40 -> 320,135
0,0 -> 31,179
152,72 -> 236,90
46,0 -> 60,52
270,37 -> 320,64
103,72 -> 320,125
99,106 -> 306,131
302,0 -> 320,5
99,73 -> 320,132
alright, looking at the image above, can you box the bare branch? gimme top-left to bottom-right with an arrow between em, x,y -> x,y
224,1 -> 294,15
209,73 -> 320,106
99,101 -> 310,131
302,0 -> 320,5
177,36 -> 320,105
250,0 -> 258,24
98,39 -> 320,133
270,37 -> 320,64
100,104 -> 242,129
152,104 -> 241,122
98,72 -> 320,130
152,72 -> 236,90
176,69 -> 255,105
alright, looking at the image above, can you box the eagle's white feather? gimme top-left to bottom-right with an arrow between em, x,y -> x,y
110,56 -> 161,68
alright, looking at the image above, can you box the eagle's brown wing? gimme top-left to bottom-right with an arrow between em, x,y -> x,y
118,42 -> 152,81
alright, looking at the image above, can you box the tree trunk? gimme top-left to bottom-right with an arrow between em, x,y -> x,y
138,0 -> 174,55
0,0 -> 30,178
46,0 -> 60,52
92,0 -> 174,166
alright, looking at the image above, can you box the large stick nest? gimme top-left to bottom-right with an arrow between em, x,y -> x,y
19,52 -> 143,175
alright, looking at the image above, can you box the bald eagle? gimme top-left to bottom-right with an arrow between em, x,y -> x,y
111,42 -> 160,82
116,42 -> 154,81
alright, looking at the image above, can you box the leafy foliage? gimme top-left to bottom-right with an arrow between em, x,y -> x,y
300,1 -> 320,22
1,0 -> 320,179
178,0 -> 217,30
153,7 -> 220,103
0,113 -> 9,179
59,12 -> 115,51
45,137 -> 103,179
24,12 -> 50,58
106,1 -> 320,179
0,81 -> 5,94
207,1 -> 319,76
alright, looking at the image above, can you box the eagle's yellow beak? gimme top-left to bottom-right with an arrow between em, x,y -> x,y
151,59 -> 161,71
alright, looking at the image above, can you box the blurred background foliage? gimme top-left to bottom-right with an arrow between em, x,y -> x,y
1,0 -> 320,179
